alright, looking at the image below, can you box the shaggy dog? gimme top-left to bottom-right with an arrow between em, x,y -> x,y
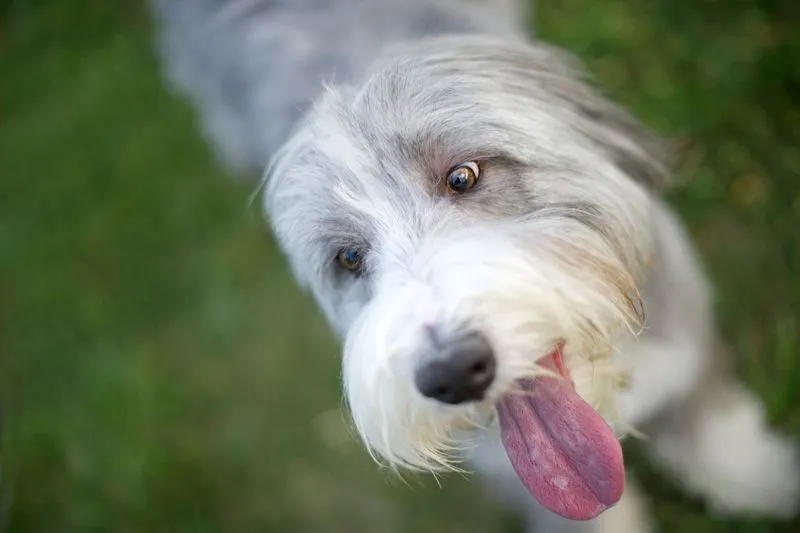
149,1 -> 799,531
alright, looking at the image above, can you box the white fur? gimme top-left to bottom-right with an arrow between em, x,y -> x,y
341,221 -> 645,471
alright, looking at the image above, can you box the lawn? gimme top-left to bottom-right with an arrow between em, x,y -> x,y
1,0 -> 798,532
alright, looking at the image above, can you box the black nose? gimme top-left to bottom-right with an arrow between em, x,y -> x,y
414,328 -> 496,405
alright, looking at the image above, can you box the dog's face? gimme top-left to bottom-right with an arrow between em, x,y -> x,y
264,36 -> 665,519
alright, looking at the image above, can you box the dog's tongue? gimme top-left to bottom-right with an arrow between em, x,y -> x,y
496,348 -> 624,521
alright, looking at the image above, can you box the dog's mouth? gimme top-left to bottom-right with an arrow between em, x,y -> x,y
495,343 -> 624,521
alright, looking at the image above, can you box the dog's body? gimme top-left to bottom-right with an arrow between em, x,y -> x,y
150,1 -> 799,531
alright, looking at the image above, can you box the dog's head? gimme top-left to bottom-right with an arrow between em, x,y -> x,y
264,35 -> 665,519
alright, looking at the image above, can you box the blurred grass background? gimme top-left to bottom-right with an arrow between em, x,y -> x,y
1,0 -> 798,531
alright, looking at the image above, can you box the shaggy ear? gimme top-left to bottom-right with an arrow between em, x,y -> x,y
536,45 -> 673,192
573,91 -> 673,192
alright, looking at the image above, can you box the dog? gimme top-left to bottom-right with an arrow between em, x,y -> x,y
149,1 -> 800,531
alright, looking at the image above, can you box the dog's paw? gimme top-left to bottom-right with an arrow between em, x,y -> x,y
654,383 -> 800,520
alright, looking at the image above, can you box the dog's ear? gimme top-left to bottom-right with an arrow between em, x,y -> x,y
535,45 -> 673,192
573,94 -> 673,192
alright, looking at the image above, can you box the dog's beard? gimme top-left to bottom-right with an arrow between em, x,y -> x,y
341,219 -> 645,518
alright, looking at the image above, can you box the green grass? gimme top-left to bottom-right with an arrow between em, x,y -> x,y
1,0 -> 798,531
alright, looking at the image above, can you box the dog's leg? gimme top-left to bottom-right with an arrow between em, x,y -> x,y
644,365 -> 800,519
523,476 -> 653,533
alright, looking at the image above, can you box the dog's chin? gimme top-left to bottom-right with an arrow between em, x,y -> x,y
344,334 -> 630,519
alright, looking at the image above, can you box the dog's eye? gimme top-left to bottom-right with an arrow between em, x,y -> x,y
336,247 -> 363,271
446,161 -> 480,192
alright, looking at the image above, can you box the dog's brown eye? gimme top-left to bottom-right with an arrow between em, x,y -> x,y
337,247 -> 362,271
446,162 -> 479,192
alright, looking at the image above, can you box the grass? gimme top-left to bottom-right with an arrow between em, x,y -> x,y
1,0 -> 798,531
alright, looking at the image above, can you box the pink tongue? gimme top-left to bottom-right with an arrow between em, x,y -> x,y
496,364 -> 624,521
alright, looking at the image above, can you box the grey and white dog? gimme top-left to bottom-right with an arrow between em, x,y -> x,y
150,1 -> 799,531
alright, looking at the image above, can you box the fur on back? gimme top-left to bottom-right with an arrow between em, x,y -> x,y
149,0 -> 528,175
